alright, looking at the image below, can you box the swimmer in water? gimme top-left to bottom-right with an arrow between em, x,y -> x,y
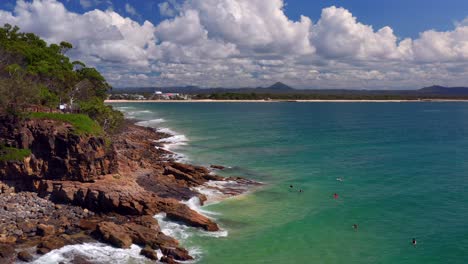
333,193 -> 339,199
412,238 -> 417,246
299,189 -> 303,193
290,185 -> 294,189
353,224 -> 358,230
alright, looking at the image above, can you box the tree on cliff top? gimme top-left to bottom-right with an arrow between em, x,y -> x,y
0,24 -> 122,132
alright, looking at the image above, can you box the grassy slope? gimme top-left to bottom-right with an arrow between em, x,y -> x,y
28,112 -> 104,136
0,146 -> 31,162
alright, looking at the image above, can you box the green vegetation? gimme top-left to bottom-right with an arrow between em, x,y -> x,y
0,146 -> 31,162
79,97 -> 124,133
193,93 -> 468,100
0,24 -> 123,133
28,112 -> 104,136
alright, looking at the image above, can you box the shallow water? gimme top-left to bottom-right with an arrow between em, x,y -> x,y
101,102 -> 468,263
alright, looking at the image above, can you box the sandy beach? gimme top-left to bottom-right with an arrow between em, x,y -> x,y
105,99 -> 468,103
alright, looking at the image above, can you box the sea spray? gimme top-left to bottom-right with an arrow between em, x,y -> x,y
32,243 -> 150,264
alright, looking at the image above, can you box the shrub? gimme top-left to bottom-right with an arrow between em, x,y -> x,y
0,146 -> 31,162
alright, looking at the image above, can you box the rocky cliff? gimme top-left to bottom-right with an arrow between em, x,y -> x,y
0,116 -> 117,186
0,116 -> 257,263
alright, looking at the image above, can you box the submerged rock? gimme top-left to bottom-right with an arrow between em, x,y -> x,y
140,246 -> 158,260
160,246 -> 193,261
210,165 -> 225,170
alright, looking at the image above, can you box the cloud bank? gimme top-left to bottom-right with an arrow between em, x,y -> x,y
0,0 -> 467,89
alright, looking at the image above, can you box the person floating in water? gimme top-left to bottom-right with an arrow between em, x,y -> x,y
412,238 -> 417,246
333,193 -> 339,199
353,224 -> 358,230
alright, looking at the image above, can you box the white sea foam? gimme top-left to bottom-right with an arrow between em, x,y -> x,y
153,127 -> 189,162
31,243 -> 150,264
122,110 -> 153,119
152,198 -> 228,261
194,180 -> 252,205
136,118 -> 166,128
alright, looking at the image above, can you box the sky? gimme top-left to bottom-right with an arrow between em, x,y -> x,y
0,0 -> 467,89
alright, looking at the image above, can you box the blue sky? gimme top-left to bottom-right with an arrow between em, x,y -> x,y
286,0 -> 468,38
0,0 -> 467,88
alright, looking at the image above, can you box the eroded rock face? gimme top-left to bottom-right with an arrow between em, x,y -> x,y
95,221 -> 179,250
0,116 -> 117,184
35,179 -> 219,231
0,118 -> 251,262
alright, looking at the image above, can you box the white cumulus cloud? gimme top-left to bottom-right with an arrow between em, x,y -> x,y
0,0 -> 467,89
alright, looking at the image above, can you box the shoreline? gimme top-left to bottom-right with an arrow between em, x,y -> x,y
0,114 -> 259,263
106,99 -> 468,103
125,117 -> 263,261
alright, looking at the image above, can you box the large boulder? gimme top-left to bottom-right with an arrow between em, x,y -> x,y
95,222 -> 133,248
160,246 -> 193,261
140,246 -> 158,260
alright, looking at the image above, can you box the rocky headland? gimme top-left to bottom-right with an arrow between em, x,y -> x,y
0,116 -> 259,263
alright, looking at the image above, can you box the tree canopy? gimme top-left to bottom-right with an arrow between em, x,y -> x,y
0,24 -> 122,133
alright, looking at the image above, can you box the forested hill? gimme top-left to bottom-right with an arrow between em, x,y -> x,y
114,83 -> 468,98
0,24 -> 122,132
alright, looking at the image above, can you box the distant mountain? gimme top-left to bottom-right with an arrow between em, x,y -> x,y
112,84 -> 468,97
267,82 -> 294,90
417,85 -> 468,95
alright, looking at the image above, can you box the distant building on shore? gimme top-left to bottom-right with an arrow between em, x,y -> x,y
152,91 -> 190,100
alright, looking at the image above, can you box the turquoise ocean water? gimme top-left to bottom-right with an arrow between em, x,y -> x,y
112,102 -> 468,264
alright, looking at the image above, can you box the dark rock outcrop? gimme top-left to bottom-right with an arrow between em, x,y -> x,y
17,250 -> 33,262
140,246 -> 158,260
0,116 -> 117,185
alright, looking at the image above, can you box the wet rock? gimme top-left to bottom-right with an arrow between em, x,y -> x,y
17,250 -> 33,262
140,246 -> 158,260
0,244 -> 15,263
160,246 -> 193,261
95,222 -> 133,248
37,237 -> 66,254
165,203 -> 219,231
36,247 -> 51,255
160,256 -> 181,264
37,224 -> 55,236
78,219 -> 99,231
135,215 -> 160,231
210,165 -> 225,170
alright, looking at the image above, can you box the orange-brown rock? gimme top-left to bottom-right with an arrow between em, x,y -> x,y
160,246 -> 193,261
160,256 -> 181,264
0,116 -> 117,185
37,236 -> 66,254
95,221 -> 180,250
17,250 -> 33,262
37,224 -> 55,236
95,222 -> 133,248
0,116 -> 254,262
140,246 -> 158,260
